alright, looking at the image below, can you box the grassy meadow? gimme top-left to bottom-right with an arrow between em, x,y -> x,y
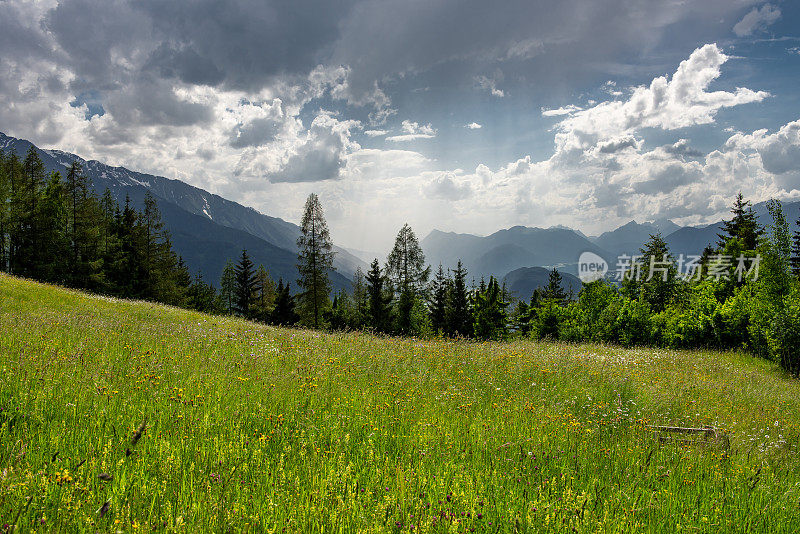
1,273 -> 799,532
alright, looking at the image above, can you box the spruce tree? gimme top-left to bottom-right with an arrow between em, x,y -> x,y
188,272 -> 218,313
445,260 -> 472,337
64,161 -> 103,289
428,264 -> 449,334
366,259 -> 392,332
272,279 -> 299,325
11,148 -> 47,277
472,276 -> 509,341
234,249 -> 258,317
717,192 -> 763,251
541,268 -> 567,304
296,193 -> 334,328
638,233 -> 677,313
117,194 -> 145,297
38,171 -> 70,283
141,192 -> 175,300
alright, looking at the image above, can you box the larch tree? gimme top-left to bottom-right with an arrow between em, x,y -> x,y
386,223 -> 429,333
219,259 -> 236,314
296,193 -> 335,328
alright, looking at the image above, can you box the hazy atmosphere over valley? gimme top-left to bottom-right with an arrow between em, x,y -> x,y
3,0 -> 800,252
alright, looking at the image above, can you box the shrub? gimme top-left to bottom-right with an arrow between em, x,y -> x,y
768,293 -> 800,376
614,298 -> 652,347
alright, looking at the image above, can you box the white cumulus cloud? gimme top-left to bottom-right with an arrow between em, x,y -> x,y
386,120 -> 437,142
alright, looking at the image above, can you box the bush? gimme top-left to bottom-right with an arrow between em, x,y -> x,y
614,298 -> 652,347
657,282 -> 719,348
530,299 -> 566,340
768,293 -> 800,376
713,283 -> 754,349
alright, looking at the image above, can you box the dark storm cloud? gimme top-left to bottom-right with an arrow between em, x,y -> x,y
143,43 -> 225,87
131,0 -> 356,90
0,2 -> 53,60
44,0 -> 149,85
39,0 -> 761,101
330,0 -> 761,100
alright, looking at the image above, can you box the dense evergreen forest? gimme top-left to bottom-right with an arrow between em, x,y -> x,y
2,147 -> 799,376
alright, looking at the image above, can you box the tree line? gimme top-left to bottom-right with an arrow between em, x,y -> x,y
3,146 -> 800,376
0,148 -> 199,305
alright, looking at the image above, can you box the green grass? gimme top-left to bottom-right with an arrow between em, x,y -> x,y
1,273 -> 799,532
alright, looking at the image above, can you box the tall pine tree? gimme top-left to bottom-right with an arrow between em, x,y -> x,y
366,259 -> 392,332
445,260 -> 472,337
234,249 -> 258,317
428,264 -> 450,334
717,192 -> 763,251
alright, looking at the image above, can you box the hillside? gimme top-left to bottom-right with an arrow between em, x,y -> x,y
0,132 -> 363,290
2,273 -> 799,531
502,266 -> 582,299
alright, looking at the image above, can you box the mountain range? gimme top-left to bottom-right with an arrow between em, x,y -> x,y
421,202 -> 800,284
0,132 -> 364,291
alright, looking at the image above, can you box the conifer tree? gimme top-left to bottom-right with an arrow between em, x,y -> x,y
141,192 -> 175,300
219,259 -> 236,314
638,233 -> 677,313
717,192 -> 763,251
11,148 -> 47,277
188,272 -> 218,313
428,264 -> 449,334
445,260 -> 472,337
38,171 -> 70,283
366,259 -> 392,332
386,223 -> 429,333
327,290 -> 353,330
272,279 -> 298,325
473,276 -> 509,341
253,264 -> 276,322
234,249 -> 258,317
0,151 -> 11,272
541,268 -> 567,304
63,161 -> 103,289
350,267 -> 370,328
296,193 -> 334,328
117,195 -> 144,297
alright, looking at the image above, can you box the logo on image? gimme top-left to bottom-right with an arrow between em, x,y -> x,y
578,252 -> 608,282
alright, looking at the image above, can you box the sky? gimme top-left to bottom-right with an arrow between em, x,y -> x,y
2,1 -> 800,253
